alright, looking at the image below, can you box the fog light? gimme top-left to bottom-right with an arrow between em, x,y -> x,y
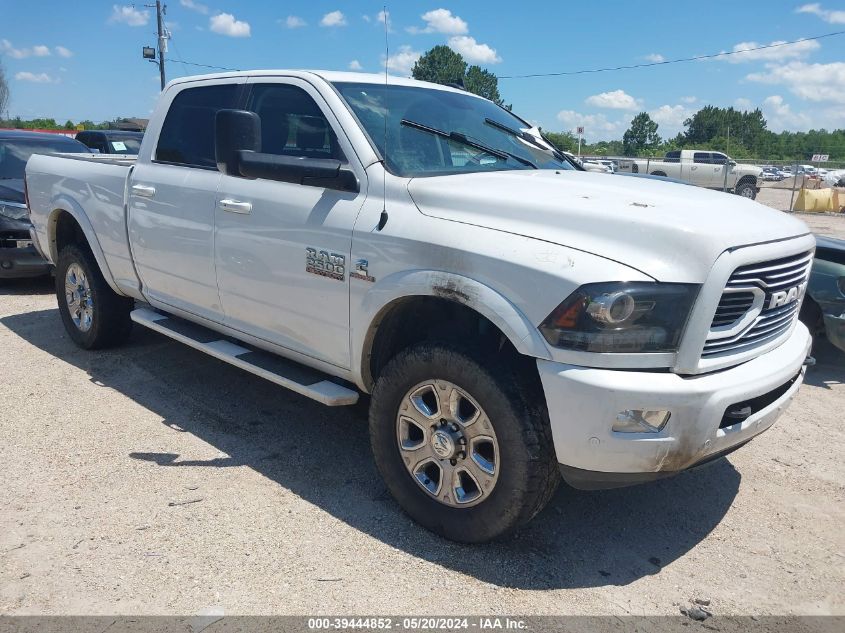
613,409 -> 671,433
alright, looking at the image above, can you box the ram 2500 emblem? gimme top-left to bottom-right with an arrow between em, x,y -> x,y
306,248 -> 345,281
768,282 -> 807,310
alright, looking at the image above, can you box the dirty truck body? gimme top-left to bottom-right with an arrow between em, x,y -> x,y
25,71 -> 814,542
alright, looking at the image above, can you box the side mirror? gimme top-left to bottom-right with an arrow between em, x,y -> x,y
238,154 -> 359,193
215,109 -> 260,175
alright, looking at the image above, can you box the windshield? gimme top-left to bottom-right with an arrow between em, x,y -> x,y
0,137 -> 89,180
105,135 -> 142,154
333,82 -> 574,177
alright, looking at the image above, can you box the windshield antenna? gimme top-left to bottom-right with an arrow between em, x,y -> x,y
378,4 -> 389,231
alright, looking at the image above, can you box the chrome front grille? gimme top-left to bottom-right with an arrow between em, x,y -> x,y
702,250 -> 813,358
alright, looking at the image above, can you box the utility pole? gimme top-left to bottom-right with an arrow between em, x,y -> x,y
145,1 -> 167,90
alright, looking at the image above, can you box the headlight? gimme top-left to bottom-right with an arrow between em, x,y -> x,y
539,282 -> 699,353
0,203 -> 29,221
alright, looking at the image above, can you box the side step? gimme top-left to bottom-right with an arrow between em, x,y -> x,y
130,307 -> 359,406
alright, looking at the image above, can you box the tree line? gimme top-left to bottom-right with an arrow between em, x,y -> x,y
550,106 -> 845,162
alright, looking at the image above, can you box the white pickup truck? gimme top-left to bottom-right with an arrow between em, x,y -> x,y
618,149 -> 763,199
25,71 -> 814,542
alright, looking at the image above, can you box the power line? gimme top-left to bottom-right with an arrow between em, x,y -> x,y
168,59 -> 241,72
499,30 -> 845,79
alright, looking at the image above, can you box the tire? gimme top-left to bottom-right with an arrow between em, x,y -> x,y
735,181 -> 757,200
651,170 -> 667,177
55,244 -> 133,349
369,342 -> 559,542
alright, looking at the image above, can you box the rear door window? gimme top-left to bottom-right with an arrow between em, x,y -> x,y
665,151 -> 681,163
155,84 -> 241,168
693,152 -> 711,164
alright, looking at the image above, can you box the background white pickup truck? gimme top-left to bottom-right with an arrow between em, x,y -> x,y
618,149 -> 763,199
26,71 -> 814,542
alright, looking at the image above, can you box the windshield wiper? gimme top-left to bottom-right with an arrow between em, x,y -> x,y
483,118 -> 548,151
400,119 -> 537,169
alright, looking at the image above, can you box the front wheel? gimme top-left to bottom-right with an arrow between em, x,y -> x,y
56,244 -> 133,349
735,181 -> 757,199
369,342 -> 559,542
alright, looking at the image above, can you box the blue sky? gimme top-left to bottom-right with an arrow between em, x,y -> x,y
1,0 -> 843,141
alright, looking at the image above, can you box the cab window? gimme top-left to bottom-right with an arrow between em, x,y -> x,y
155,84 -> 241,168
245,84 -> 343,160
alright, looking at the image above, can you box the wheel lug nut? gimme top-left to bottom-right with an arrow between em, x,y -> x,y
450,423 -> 459,432
450,458 -> 457,465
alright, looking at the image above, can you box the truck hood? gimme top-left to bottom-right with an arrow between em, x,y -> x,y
406,170 -> 809,282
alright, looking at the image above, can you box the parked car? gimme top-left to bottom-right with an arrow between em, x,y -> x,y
761,167 -> 783,182
800,235 -> 845,353
75,130 -> 143,155
1,130 -> 93,280
617,150 -> 763,199
26,70 -> 814,542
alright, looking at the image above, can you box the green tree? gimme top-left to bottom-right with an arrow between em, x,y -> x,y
622,112 -> 661,155
412,46 -> 507,107
543,130 -> 578,153
412,45 -> 467,87
464,65 -> 505,107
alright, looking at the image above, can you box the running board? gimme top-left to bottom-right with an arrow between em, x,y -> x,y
130,307 -> 359,406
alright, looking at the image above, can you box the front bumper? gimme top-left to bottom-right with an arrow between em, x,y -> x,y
0,244 -> 51,278
538,322 -> 812,490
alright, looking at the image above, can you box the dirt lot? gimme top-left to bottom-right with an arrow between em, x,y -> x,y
1,213 -> 843,617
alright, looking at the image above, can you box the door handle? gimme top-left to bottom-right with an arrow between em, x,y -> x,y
131,184 -> 156,198
219,199 -> 252,214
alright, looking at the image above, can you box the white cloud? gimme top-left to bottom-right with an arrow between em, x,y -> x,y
644,53 -> 665,63
384,45 -> 422,76
1,39 -> 60,59
447,36 -> 501,64
796,3 -> 845,24
209,13 -> 251,37
648,104 -> 695,137
15,71 -> 55,83
680,96 -> 698,104
556,110 -> 631,141
717,38 -> 820,63
285,16 -> 306,28
55,46 -> 73,58
585,89 -> 641,110
180,0 -> 208,14
734,97 -> 754,109
407,8 -> 469,35
349,59 -> 363,71
320,11 -> 347,27
747,61 -> 845,104
761,95 -> 814,131
109,5 -> 149,27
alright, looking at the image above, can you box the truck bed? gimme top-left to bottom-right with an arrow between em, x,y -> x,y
26,152 -> 141,296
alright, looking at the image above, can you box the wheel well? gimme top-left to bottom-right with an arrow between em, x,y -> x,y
364,296 -> 527,391
736,175 -> 757,188
53,210 -> 89,258
651,170 -> 667,177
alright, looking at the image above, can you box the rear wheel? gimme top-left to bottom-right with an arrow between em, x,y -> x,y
735,181 -> 757,199
56,244 -> 133,349
369,342 -> 559,542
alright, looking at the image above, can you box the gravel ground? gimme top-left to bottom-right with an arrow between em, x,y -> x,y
1,214 -> 843,617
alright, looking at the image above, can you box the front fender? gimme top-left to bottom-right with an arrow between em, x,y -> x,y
351,269 -> 552,390
46,198 -> 122,295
